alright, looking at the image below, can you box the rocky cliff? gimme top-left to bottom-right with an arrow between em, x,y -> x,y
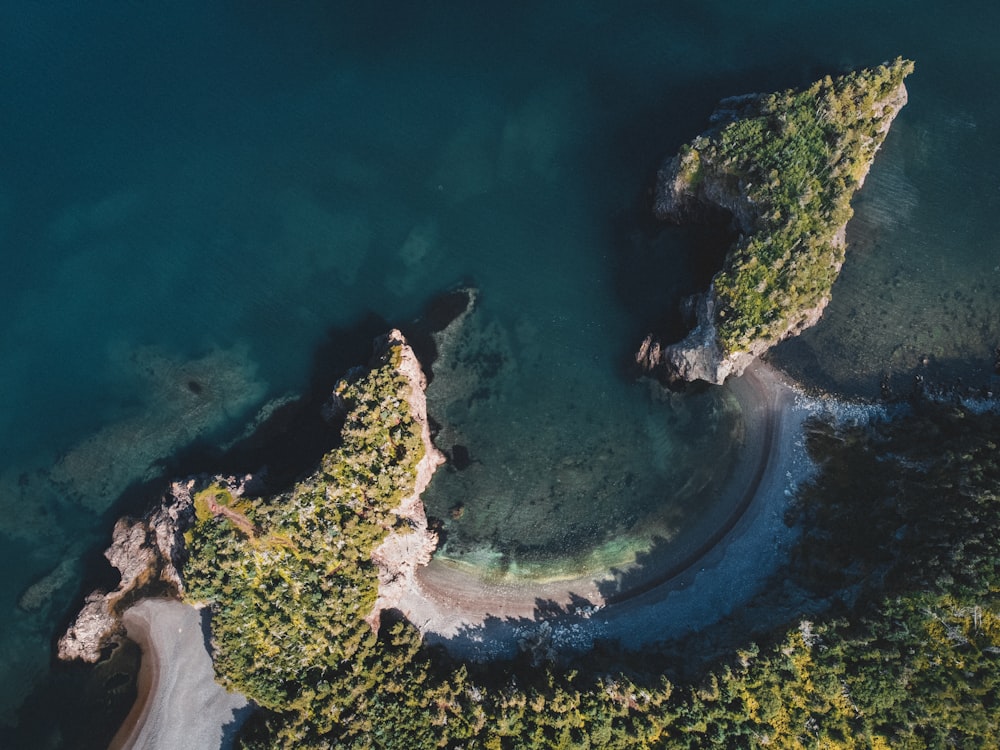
57,474 -> 255,663
59,328 -> 445,659
639,59 -> 913,384
364,330 -> 446,631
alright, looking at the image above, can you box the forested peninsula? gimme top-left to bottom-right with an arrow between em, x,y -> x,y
638,58 -> 913,384
61,59 -> 1000,749
191,337 -> 1000,749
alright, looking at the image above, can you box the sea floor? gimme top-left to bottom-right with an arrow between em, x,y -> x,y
3,2 -> 1000,745
422,300 -> 745,581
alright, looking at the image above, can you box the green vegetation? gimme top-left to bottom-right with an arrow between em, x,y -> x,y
672,59 -> 914,352
183,341 -> 427,713
184,333 -> 1000,748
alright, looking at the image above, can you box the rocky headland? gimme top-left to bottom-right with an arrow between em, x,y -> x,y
638,59 -> 913,384
56,474 -> 257,663
55,327 -> 446,750
364,330 -> 447,631
59,327 -> 446,664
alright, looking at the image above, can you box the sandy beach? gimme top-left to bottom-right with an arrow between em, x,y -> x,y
108,599 -> 250,750
397,360 -> 817,659
106,360 -> 818,744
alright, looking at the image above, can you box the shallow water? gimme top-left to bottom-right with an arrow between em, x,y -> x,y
422,300 -> 744,581
773,96 -> 1000,395
2,1 -> 999,744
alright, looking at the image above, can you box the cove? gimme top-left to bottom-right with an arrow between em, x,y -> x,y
5,2 -> 1000,745
420,293 -> 747,583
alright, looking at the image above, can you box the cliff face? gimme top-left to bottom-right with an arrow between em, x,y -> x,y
57,474 -> 263,662
637,290 -> 756,385
639,59 -> 913,384
59,480 -> 186,662
364,330 -> 446,631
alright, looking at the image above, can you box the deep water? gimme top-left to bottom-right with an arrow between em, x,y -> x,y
2,2 -> 999,746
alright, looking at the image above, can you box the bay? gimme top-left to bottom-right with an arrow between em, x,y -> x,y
1,2 -> 998,745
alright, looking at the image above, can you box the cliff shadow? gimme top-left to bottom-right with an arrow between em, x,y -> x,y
162,311 -> 391,494
610,210 -> 736,360
167,284 -> 477,494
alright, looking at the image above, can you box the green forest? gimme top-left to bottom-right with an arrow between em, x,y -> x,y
670,58 -> 914,354
183,343 -> 1000,749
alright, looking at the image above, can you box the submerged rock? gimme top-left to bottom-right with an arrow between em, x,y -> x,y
50,344 -> 265,513
640,59 -> 913,384
17,558 -> 78,614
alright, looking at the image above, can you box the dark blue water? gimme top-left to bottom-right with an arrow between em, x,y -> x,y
2,2 -> 999,744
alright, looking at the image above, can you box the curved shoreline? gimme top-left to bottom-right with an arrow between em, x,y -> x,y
108,599 -> 250,750
605,360 -> 780,604
107,361 -> 813,742
397,360 -> 812,658
108,608 -> 158,750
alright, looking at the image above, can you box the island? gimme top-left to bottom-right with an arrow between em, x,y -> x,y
638,58 -> 913,384
59,59 -> 1000,749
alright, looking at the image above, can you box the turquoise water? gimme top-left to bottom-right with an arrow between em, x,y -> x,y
2,2 -> 1000,745
421,296 -> 744,581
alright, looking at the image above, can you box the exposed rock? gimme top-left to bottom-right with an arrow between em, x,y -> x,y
641,60 -> 912,384
57,591 -> 120,663
637,291 -> 757,385
57,474 -> 255,663
365,330 -> 446,631
518,621 -> 556,666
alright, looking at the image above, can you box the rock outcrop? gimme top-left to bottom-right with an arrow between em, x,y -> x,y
637,290 -> 758,386
57,474 -> 254,663
59,324 -> 447,658
365,330 -> 446,631
639,59 -> 913,384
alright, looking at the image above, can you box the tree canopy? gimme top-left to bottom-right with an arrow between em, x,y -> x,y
671,59 -> 914,353
184,337 -> 1000,748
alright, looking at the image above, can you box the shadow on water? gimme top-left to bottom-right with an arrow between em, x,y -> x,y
600,78 -> 739,360
610,208 -> 735,359
162,311 -> 391,494
11,287 -> 476,750
7,636 -> 142,750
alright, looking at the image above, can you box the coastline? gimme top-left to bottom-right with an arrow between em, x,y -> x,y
397,359 -> 816,659
103,356 -> 821,740
365,331 -> 447,630
108,599 -> 250,750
